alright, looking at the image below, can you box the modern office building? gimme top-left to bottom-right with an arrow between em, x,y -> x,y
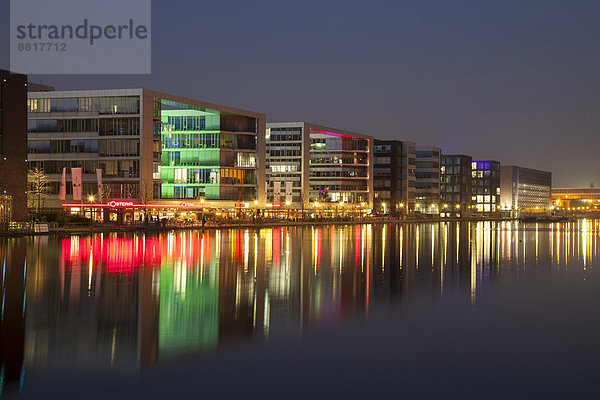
440,154 -> 472,218
0,69 -> 28,221
265,122 -> 373,215
471,160 -> 501,215
373,139 -> 416,216
415,146 -> 441,214
27,89 -> 265,221
500,165 -> 551,216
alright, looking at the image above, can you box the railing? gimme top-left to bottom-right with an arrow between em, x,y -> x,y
9,221 -> 34,230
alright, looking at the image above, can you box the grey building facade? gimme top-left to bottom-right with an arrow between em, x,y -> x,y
440,154 -> 472,218
266,122 -> 373,213
373,139 -> 415,216
415,146 -> 441,214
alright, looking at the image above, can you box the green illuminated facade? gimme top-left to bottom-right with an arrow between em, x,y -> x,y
158,260 -> 219,359
160,109 -> 260,201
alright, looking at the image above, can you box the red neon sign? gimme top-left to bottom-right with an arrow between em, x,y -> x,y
61,202 -> 211,209
108,200 -> 135,208
355,204 -> 361,209
273,203 -> 281,208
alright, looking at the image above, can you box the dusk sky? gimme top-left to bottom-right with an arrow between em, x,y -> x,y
1,0 -> 599,187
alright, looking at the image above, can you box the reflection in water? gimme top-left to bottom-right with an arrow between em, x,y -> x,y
1,220 -> 599,395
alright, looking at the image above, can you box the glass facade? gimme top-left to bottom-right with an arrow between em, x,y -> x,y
27,94 -> 144,200
266,127 -> 303,204
160,109 -> 258,201
27,90 -> 263,209
309,131 -> 370,204
27,96 -> 140,114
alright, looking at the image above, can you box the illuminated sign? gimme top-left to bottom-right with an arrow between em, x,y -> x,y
273,203 -> 281,208
309,129 -> 353,138
62,201 -> 210,209
354,204 -> 361,209
108,200 -> 135,208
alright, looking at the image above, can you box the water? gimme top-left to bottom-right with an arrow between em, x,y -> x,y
2,220 -> 600,398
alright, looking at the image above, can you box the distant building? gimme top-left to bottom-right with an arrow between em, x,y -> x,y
26,82 -> 54,92
471,160 -> 501,215
440,154 -> 472,218
551,187 -> 600,212
266,122 -> 373,214
0,69 -> 28,221
28,89 -> 265,221
415,146 -> 441,214
373,139 -> 416,216
499,165 -> 551,216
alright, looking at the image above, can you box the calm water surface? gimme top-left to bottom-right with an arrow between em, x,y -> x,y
2,221 -> 600,398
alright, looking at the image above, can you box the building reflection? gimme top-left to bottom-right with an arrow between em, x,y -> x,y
0,239 -> 27,396
1,220 -> 599,388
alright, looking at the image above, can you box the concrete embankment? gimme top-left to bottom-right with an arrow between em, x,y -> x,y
0,215 -> 581,237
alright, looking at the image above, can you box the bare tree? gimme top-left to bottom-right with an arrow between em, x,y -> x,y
101,184 -> 113,202
28,167 -> 50,215
139,181 -> 154,222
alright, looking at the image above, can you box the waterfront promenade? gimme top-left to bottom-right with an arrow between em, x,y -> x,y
0,214 -> 584,236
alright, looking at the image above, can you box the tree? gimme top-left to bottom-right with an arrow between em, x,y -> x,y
139,181 -> 154,222
28,167 -> 50,215
101,184 -> 113,201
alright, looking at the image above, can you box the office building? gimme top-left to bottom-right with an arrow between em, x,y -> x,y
471,160 -> 501,215
440,154 -> 472,218
415,146 -> 441,214
373,139 -> 416,216
500,165 -> 551,216
27,89 -> 265,221
0,69 -> 28,221
266,122 -> 373,215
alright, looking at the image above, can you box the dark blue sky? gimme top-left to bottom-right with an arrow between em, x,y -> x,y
2,0 -> 599,186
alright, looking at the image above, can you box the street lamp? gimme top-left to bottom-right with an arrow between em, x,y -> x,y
382,202 -> 387,215
87,195 -> 95,221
